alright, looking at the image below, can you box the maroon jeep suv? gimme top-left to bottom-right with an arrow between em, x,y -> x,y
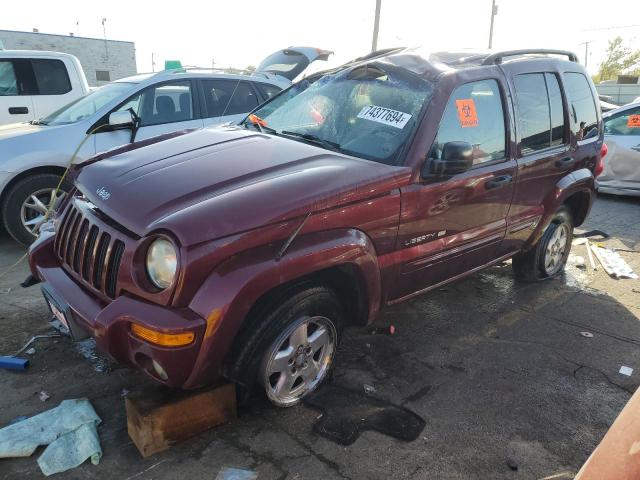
28,48 -> 605,407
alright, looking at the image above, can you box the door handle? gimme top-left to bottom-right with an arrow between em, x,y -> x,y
485,174 -> 513,190
8,107 -> 29,115
555,156 -> 575,168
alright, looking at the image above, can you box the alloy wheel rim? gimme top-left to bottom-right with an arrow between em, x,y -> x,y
20,188 -> 66,237
544,223 -> 569,276
262,315 -> 336,406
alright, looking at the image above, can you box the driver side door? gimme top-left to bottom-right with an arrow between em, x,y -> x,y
390,78 -> 516,302
94,80 -> 203,154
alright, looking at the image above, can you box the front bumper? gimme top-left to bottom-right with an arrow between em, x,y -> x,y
31,233 -> 207,388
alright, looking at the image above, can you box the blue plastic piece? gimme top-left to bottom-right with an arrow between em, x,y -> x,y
0,356 -> 29,370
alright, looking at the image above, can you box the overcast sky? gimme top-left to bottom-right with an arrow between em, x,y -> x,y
3,0 -> 640,75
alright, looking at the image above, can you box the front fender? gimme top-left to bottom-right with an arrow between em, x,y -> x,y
183,228 -> 381,388
525,168 -> 595,249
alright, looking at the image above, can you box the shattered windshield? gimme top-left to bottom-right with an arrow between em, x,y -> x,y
244,63 -> 433,165
40,82 -> 136,126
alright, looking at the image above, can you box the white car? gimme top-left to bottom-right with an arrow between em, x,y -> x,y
599,102 -> 640,196
0,50 -> 90,125
0,47 -> 331,244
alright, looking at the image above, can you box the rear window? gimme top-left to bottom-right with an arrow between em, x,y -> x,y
31,59 -> 72,95
563,72 -> 598,141
201,79 -> 259,117
255,83 -> 282,100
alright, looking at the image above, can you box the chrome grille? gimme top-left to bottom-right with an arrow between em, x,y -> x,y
55,201 -> 125,299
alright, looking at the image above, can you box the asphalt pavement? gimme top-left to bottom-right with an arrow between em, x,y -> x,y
1,193 -> 639,479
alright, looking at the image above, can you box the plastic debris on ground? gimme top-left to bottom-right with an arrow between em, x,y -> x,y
39,391 -> 50,402
364,384 -> 376,394
619,366 -> 634,376
0,398 -> 102,476
215,467 -> 258,480
591,245 -> 638,279
580,331 -> 594,338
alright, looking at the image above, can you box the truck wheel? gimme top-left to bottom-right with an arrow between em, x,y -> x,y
2,174 -> 70,245
512,207 -> 574,281
235,285 -> 344,407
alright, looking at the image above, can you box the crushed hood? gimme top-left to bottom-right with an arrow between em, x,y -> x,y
76,126 -> 410,246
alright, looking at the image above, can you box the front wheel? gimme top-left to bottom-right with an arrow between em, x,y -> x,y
232,285 -> 344,407
2,174 -> 70,245
512,207 -> 574,281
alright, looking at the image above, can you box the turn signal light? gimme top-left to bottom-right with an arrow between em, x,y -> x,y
130,323 -> 194,347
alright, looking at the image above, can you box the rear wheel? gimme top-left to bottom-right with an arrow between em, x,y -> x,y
2,174 -> 70,245
512,207 -> 573,281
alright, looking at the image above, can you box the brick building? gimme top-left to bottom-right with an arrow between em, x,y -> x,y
0,29 -> 136,87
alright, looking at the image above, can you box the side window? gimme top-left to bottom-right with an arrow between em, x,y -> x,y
255,83 -> 282,101
514,74 -> 552,153
513,73 -> 567,154
201,80 -> 259,118
604,107 -> 640,136
563,72 -> 598,141
546,73 -> 565,146
430,79 -> 506,165
31,59 -> 72,95
0,61 -> 18,96
125,81 -> 193,127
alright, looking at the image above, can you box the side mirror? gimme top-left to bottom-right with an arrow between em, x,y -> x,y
428,141 -> 474,176
108,110 -> 134,129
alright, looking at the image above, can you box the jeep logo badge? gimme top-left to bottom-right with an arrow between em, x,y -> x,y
96,187 -> 111,201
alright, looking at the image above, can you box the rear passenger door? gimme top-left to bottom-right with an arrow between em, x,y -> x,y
198,79 -> 260,126
501,69 -> 573,252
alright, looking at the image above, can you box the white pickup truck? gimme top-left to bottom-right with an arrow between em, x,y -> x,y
0,50 -> 89,125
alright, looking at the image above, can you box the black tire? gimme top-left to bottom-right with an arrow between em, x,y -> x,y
229,284 -> 345,407
512,207 -> 574,282
2,173 -> 71,245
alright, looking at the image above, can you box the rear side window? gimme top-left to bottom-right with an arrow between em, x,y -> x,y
0,61 -> 18,96
563,72 -> 598,141
201,79 -> 259,117
604,106 -> 640,136
430,79 -> 506,165
254,82 -> 281,100
513,73 -> 566,154
31,59 -> 72,95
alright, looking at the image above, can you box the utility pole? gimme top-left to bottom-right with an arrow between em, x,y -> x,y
488,0 -> 498,49
151,52 -> 155,72
101,18 -> 108,58
371,0 -> 382,52
580,41 -> 591,68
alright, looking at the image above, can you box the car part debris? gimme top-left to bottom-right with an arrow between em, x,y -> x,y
591,245 -> 638,279
574,230 -> 610,240
0,356 -> 29,370
215,467 -> 258,480
619,366 -> 634,376
13,334 -> 61,357
0,398 -> 102,476
304,384 -> 426,445
572,238 -> 597,271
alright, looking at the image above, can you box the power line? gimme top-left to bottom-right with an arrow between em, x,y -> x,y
579,24 -> 640,32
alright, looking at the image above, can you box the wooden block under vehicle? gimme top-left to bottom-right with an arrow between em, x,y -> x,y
125,383 -> 236,458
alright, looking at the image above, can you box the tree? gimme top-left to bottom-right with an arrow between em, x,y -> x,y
595,37 -> 640,83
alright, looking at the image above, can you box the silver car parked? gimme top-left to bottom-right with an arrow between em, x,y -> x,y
0,47 -> 332,244
599,102 -> 640,197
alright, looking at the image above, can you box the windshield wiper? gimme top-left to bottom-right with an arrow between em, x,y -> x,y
280,130 -> 341,151
29,119 -> 47,125
243,114 -> 278,135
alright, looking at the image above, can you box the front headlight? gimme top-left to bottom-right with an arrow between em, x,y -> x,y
146,238 -> 177,289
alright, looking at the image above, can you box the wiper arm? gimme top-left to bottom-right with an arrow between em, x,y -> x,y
29,119 -> 47,125
280,130 -> 341,150
243,114 -> 278,135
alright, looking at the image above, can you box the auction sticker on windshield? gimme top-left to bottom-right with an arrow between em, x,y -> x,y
357,105 -> 412,129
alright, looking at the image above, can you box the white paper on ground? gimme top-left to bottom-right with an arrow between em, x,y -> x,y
619,366 -> 634,376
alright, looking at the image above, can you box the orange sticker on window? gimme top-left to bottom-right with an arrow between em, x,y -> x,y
455,99 -> 479,128
628,114 -> 640,128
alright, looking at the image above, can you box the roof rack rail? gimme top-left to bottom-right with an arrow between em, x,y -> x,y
482,49 -> 578,65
